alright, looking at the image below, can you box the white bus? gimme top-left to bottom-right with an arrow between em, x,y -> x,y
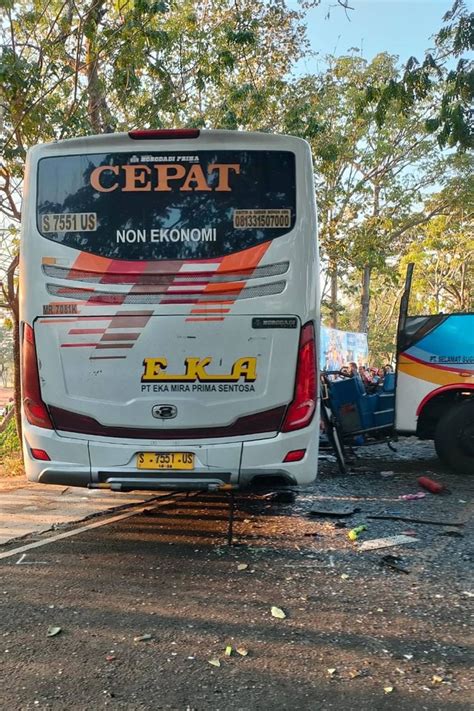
20,129 -> 320,492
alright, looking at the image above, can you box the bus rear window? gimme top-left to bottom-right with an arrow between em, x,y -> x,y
36,150 -> 296,260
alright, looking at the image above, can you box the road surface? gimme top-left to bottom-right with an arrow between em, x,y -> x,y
0,440 -> 472,710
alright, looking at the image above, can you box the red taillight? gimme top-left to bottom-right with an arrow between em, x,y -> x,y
30,448 -> 51,461
282,322 -> 317,432
128,129 -> 200,140
283,449 -> 306,463
22,323 -> 53,429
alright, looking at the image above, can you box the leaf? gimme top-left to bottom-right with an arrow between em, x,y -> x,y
47,626 -> 62,637
236,647 -> 248,656
224,645 -> 232,657
432,675 -> 443,683
271,606 -> 286,619
384,686 -> 394,694
133,633 -> 152,642
341,573 -> 350,580
327,668 -> 337,676
208,658 -> 221,667
237,564 -> 249,571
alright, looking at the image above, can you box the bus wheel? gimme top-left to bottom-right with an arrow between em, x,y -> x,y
434,400 -> 474,475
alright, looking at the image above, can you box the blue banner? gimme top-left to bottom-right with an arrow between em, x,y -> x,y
320,326 -> 368,371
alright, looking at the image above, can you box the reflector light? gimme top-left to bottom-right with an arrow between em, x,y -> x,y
282,322 -> 317,432
22,323 -> 53,429
30,448 -> 51,461
283,449 -> 306,463
128,129 -> 200,140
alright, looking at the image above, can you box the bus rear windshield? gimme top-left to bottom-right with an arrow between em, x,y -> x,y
36,150 -> 296,261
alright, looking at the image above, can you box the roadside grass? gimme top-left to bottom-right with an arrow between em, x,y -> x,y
0,415 -> 24,477
0,452 -> 24,477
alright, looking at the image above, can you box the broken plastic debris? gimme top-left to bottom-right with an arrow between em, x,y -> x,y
271,606 -> 286,619
208,658 -> 221,667
340,573 -> 350,580
224,645 -> 232,657
418,477 -> 445,494
403,654 -> 413,660
236,647 -> 248,656
47,626 -> 62,637
359,535 -> 418,551
399,492 -> 426,500
237,564 -> 249,571
380,471 -> 395,478
105,655 -> 116,662
133,633 -> 152,642
348,525 -> 367,541
432,675 -> 443,683
379,555 -> 410,574
327,668 -> 337,676
384,686 -> 394,694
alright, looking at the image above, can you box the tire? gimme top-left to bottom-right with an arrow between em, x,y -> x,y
434,400 -> 474,475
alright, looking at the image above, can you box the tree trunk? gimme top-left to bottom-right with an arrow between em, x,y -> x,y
86,0 -> 113,134
329,262 -> 338,328
12,313 -> 22,450
2,254 -> 22,449
358,265 -> 371,333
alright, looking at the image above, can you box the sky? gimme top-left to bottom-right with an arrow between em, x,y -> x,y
292,0 -> 453,72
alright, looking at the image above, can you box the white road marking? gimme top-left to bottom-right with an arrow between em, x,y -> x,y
0,495 -> 179,562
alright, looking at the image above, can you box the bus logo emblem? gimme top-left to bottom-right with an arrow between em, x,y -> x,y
152,404 -> 177,420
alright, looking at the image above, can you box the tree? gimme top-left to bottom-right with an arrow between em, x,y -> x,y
280,53 -> 446,331
363,0 -> 474,151
0,0 -> 307,441
0,322 -> 13,387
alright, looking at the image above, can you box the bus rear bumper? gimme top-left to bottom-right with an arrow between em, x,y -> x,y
240,424 -> 319,488
22,418 -> 319,491
23,425 -> 91,487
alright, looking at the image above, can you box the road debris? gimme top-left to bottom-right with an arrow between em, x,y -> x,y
236,647 -> 248,657
237,563 -> 249,571
310,503 -> 358,517
133,633 -> 152,642
383,686 -> 394,694
398,492 -> 426,500
418,476 -> 446,494
224,646 -> 232,656
271,606 -> 286,619
208,658 -> 221,668
327,668 -> 337,676
367,513 -> 464,526
359,535 -> 418,551
379,555 -> 410,574
47,626 -> 62,637
262,491 -> 296,503
380,471 -> 395,478
438,527 -> 464,538
348,525 -> 367,541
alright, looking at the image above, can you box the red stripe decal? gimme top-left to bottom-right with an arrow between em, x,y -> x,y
100,332 -> 139,342
61,343 -> 98,348
69,328 -> 106,335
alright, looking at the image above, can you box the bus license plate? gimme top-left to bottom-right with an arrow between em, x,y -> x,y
137,452 -> 194,470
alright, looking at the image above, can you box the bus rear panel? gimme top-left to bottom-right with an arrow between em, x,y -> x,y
20,130 -> 320,492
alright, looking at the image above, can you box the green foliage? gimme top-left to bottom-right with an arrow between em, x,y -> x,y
0,0 -> 471,376
361,1 -> 473,150
0,414 -> 20,456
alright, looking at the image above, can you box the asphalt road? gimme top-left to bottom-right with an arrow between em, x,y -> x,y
0,440 -> 472,710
